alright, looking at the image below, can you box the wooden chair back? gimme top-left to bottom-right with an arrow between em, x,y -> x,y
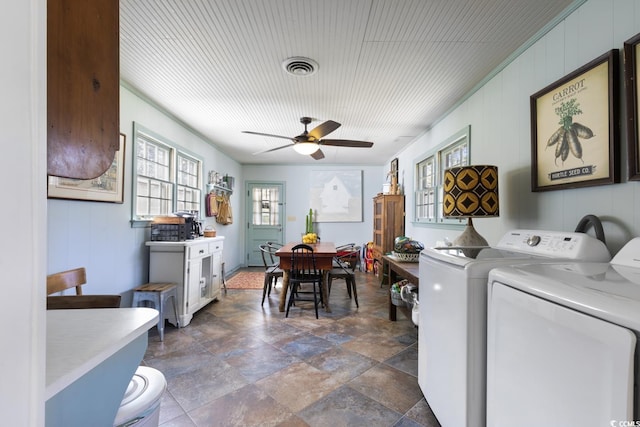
47,267 -> 86,295
46,267 -> 121,309
47,295 -> 122,310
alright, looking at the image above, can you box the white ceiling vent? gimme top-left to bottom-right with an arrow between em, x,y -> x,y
282,57 -> 318,76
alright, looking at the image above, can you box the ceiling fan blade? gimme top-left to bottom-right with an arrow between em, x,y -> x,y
242,130 -> 294,141
308,120 -> 341,140
252,143 -> 294,155
319,139 -> 374,148
310,149 -> 325,160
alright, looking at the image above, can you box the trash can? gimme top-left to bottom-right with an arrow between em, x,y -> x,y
114,366 -> 166,427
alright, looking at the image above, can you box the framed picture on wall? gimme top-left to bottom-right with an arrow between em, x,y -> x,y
390,157 -> 399,181
625,32 -> 640,181
309,170 -> 363,222
47,133 -> 126,203
530,50 -> 620,192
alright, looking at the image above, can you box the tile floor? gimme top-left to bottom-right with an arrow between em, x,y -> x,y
141,269 -> 442,427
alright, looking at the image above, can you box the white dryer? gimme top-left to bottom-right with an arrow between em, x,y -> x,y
418,229 -> 611,427
486,237 -> 640,426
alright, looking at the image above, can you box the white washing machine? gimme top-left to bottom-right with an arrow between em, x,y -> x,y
418,229 -> 611,427
486,237 -> 640,426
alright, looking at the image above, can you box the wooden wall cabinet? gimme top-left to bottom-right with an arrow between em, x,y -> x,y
47,0 -> 120,179
372,194 -> 405,261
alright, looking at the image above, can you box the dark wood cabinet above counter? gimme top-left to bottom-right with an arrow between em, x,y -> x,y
47,0 -> 119,180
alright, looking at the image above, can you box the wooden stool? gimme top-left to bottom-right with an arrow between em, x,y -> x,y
132,283 -> 179,341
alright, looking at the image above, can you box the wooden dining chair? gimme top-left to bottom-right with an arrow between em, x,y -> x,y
286,244 -> 324,318
46,267 -> 121,309
46,295 -> 122,310
47,267 -> 87,295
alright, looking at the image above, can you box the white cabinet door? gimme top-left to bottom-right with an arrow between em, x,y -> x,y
209,240 -> 224,300
210,250 -> 222,299
186,257 -> 203,315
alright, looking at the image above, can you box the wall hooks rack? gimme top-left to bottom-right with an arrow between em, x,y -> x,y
207,171 -> 234,195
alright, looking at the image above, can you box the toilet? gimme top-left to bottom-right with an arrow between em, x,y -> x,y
114,366 -> 166,427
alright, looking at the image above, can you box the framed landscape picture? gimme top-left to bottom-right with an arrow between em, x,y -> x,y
48,133 -> 126,203
530,50 -> 620,191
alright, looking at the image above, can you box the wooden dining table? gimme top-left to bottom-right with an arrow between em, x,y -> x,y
275,241 -> 337,313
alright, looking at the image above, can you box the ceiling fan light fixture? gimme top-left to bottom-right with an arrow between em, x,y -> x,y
293,142 -> 320,155
282,57 -> 318,76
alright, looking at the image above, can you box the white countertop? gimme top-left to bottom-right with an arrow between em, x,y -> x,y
46,308 -> 158,400
145,236 -> 225,246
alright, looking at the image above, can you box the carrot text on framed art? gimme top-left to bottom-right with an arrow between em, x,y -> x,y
530,50 -> 620,192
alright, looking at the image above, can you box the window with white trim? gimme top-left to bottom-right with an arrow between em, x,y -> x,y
176,154 -> 201,212
414,126 -> 469,224
252,186 -> 280,226
132,123 -> 202,223
415,156 -> 436,221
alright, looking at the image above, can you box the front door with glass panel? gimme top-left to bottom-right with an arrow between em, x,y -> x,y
246,182 -> 285,266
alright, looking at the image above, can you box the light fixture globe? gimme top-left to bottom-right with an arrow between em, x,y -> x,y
293,142 -> 320,155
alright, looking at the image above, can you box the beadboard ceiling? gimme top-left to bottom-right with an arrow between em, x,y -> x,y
120,0 -> 578,165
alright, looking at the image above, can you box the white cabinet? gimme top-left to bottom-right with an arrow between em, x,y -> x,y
146,237 -> 224,327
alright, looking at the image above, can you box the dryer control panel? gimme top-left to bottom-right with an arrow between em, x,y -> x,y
496,229 -> 611,261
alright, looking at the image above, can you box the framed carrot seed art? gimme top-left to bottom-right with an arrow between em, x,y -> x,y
530,50 -> 620,192
624,32 -> 640,181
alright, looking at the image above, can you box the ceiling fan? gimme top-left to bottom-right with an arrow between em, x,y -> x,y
243,117 -> 374,160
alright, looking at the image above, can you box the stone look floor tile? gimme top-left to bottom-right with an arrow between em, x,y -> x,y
341,332 -> 412,362
404,398 -> 443,427
187,384 -> 295,426
167,362 -> 249,412
347,363 -> 425,414
157,391 -> 186,425
385,343 -> 419,377
157,413 -> 197,427
298,385 -> 402,426
256,361 -> 341,413
277,333 -> 336,359
224,343 -> 300,382
305,346 -> 377,382
145,343 -> 219,380
141,270 -> 440,427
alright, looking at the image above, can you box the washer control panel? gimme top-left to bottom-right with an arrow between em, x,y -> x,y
526,235 -> 541,247
496,230 -> 611,261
